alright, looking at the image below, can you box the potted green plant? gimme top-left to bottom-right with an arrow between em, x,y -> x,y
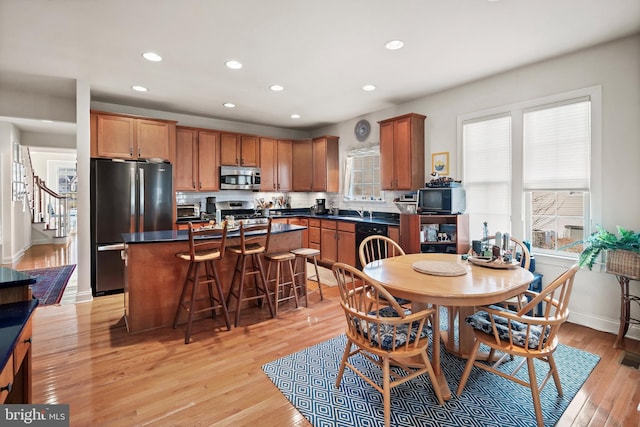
575,226 -> 640,275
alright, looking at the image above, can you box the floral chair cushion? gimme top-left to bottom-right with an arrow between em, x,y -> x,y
465,305 -> 549,349
356,306 -> 431,351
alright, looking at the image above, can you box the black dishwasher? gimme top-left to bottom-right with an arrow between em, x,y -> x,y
355,223 -> 388,269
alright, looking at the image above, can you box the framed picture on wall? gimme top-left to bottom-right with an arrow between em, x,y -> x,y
432,152 -> 449,176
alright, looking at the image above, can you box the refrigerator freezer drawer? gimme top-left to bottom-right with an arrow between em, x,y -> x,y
95,246 -> 125,295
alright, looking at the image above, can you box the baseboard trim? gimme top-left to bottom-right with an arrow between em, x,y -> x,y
570,311 -> 640,342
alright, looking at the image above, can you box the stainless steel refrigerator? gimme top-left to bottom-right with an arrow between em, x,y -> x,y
90,159 -> 173,296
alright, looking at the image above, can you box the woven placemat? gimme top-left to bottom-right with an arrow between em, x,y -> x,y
412,260 -> 467,276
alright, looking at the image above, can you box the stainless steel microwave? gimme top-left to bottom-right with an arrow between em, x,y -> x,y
220,166 -> 261,191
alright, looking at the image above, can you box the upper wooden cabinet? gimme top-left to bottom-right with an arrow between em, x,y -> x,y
292,139 -> 313,191
292,136 -> 339,192
220,133 -> 260,166
175,127 -> 219,191
379,113 -> 426,191
260,138 -> 293,192
90,111 -> 176,161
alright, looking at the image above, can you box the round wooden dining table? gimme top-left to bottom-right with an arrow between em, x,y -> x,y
363,252 -> 534,399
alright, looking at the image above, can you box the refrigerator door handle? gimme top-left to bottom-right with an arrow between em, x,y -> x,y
139,167 -> 145,232
97,243 -> 126,251
130,166 -> 136,234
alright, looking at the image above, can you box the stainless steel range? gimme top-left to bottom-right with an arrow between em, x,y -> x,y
204,200 -> 268,225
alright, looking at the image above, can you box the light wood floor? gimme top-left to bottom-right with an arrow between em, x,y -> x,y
5,242 -> 640,426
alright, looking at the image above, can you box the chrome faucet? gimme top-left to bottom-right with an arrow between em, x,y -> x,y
368,210 -> 373,220
355,207 -> 365,218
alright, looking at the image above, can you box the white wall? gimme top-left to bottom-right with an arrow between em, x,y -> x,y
0,123 -> 32,264
316,34 -> 640,340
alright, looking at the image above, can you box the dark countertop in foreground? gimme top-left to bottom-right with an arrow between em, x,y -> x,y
0,267 -> 36,289
0,299 -> 38,373
123,223 -> 305,244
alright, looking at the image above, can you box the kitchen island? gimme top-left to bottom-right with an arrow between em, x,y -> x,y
122,223 -> 305,334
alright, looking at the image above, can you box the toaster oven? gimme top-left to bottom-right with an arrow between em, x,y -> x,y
176,204 -> 200,220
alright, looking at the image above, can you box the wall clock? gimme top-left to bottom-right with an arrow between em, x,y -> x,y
354,119 -> 370,142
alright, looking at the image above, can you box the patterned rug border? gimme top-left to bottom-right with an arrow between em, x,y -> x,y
20,264 -> 76,306
262,334 -> 600,427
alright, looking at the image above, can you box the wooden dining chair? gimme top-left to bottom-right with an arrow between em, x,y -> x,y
358,235 -> 411,309
359,235 -> 406,267
470,235 -> 531,310
332,262 -> 444,427
456,263 -> 579,427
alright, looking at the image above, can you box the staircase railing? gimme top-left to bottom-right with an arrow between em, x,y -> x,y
32,176 -> 70,239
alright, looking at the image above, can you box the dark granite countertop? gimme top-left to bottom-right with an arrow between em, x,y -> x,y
0,267 -> 36,289
123,223 -> 306,244
176,210 -> 400,227
0,299 -> 38,371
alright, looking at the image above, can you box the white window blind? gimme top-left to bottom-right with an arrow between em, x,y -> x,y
462,115 -> 512,237
523,98 -> 590,190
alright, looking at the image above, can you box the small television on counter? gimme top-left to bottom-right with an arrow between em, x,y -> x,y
417,187 -> 466,214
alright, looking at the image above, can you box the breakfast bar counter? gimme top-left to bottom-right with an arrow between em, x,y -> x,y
121,223 -> 305,333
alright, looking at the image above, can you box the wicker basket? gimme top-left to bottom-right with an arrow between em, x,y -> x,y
605,250 -> 640,280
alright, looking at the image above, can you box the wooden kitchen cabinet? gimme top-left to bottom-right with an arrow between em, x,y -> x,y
292,137 -> 338,192
91,111 -> 175,161
308,218 -> 321,252
320,220 -> 356,266
220,133 -> 260,166
379,113 -> 425,191
388,226 -> 400,245
175,127 -> 220,191
260,138 -> 292,191
292,139 -> 313,191
288,217 -> 309,248
312,136 -> 339,192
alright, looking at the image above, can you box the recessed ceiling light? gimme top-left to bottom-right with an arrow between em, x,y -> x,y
270,84 -> 284,92
362,84 -> 376,91
385,40 -> 404,50
142,52 -> 162,62
41,120 -> 53,123
223,102 -> 236,108
132,85 -> 148,92
225,60 -> 243,70
290,114 -> 301,119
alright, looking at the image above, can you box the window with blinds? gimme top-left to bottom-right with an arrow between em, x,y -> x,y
462,115 -> 512,241
524,98 -> 591,253
461,88 -> 596,258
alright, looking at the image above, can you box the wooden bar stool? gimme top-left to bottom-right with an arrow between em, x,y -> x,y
225,218 -> 275,327
290,247 -> 323,305
265,250 -> 298,315
173,222 -> 231,344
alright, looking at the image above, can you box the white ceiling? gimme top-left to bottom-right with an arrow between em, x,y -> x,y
1,0 -> 639,135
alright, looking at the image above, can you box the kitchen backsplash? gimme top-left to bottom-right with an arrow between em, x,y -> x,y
176,190 -> 409,214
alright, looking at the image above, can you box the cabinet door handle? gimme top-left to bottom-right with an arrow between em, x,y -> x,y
130,147 -> 134,156
236,158 -> 240,165
0,382 -> 12,393
24,337 -> 32,344
138,148 -> 142,157
199,182 -> 202,189
192,181 -> 196,189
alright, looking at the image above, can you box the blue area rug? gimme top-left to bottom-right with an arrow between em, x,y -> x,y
262,334 -> 600,427
22,264 -> 76,306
